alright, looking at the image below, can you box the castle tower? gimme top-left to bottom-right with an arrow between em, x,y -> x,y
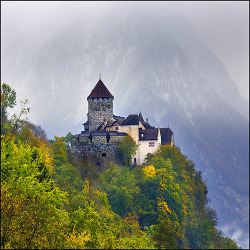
87,79 -> 114,131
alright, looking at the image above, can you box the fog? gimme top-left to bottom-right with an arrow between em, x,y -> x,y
2,2 -> 249,101
1,3 -> 249,248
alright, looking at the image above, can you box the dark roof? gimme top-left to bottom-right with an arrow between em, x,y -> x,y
141,121 -> 154,129
122,114 -> 140,125
113,115 -> 125,121
160,128 -> 173,145
106,121 -> 119,127
88,80 -> 114,98
139,129 -> 158,141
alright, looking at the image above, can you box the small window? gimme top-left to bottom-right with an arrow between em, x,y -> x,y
106,133 -> 110,143
141,133 -> 144,137
96,162 -> 101,166
92,98 -> 94,103
134,158 -> 136,164
102,98 -> 105,103
116,127 -> 118,130
102,153 -> 106,157
107,98 -> 109,102
149,142 -> 155,147
89,135 -> 92,143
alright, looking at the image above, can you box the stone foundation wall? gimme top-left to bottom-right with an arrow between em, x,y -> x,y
71,134 -> 123,166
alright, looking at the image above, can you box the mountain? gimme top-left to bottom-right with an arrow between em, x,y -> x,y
1,5 -> 249,248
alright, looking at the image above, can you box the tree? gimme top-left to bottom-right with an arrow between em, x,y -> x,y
1,83 -> 17,124
51,136 -> 67,166
10,99 -> 30,135
1,135 -> 69,249
63,132 -> 74,151
118,135 -> 138,167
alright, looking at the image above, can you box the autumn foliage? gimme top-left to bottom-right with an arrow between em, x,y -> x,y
1,83 -> 239,249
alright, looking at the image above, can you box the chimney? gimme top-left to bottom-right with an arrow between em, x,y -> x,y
146,118 -> 148,123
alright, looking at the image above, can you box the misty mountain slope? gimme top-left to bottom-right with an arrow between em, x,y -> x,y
1,6 -> 248,247
81,10 -> 249,246
164,18 -> 249,121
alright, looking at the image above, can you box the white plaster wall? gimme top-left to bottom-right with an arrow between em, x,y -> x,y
137,140 -> 160,164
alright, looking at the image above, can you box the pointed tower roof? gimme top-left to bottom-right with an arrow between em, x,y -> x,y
88,80 -> 114,98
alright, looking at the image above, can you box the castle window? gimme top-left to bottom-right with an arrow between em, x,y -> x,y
102,98 -> 105,103
107,98 -> 109,102
149,142 -> 155,147
97,98 -> 99,103
134,158 -> 137,164
89,134 -> 92,143
116,127 -> 118,130
106,133 -> 110,143
102,153 -> 106,157
141,133 -> 144,137
92,98 -> 94,103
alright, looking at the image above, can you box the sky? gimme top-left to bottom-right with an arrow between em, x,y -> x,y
1,1 -> 249,102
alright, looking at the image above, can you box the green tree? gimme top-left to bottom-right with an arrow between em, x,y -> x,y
118,135 -> 138,167
63,132 -> 74,151
1,83 -> 17,124
10,99 -> 30,135
152,217 -> 178,249
51,136 -> 67,166
1,135 -> 69,249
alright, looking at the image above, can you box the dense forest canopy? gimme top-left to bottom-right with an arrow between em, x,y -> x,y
1,83 -> 239,249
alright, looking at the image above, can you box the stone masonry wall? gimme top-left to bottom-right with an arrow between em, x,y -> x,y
88,98 -> 114,131
71,134 -> 123,166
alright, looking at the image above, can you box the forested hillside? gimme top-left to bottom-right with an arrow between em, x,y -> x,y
1,83 -> 239,249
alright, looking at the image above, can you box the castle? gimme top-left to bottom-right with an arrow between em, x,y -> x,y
71,78 -> 174,166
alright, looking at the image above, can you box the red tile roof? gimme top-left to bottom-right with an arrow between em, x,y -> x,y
88,80 -> 114,98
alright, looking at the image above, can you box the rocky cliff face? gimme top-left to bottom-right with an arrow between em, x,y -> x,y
1,5 -> 249,247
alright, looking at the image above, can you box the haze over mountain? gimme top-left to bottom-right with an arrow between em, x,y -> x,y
1,2 -> 249,248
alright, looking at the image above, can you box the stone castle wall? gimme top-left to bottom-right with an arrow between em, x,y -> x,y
71,134 -> 124,166
88,97 -> 114,131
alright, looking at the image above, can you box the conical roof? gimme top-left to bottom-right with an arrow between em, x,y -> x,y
88,80 -> 113,98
